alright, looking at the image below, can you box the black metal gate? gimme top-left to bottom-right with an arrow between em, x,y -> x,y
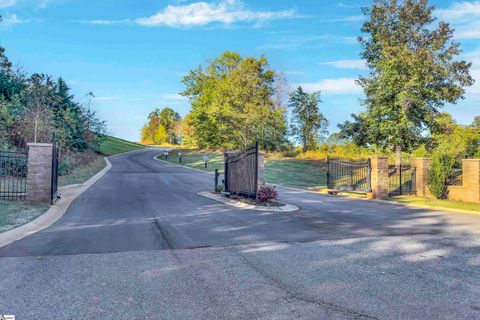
388,165 -> 416,196
224,142 -> 259,199
327,158 -> 371,192
51,133 -> 59,204
0,149 -> 28,200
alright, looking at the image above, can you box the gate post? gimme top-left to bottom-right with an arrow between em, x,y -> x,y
411,158 -> 432,198
369,156 -> 389,200
26,143 -> 53,203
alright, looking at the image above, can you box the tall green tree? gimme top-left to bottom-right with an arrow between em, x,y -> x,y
181,51 -> 288,150
339,0 -> 474,165
288,87 -> 328,152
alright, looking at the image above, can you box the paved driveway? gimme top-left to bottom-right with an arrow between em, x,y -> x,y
0,149 -> 479,319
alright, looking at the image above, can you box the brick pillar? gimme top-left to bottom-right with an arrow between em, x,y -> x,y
257,152 -> 265,186
459,159 -> 480,203
369,156 -> 389,200
26,143 -> 53,203
411,158 -> 432,198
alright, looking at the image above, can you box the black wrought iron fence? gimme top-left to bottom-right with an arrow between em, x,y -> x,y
446,168 -> 463,186
327,158 -> 371,192
0,150 -> 28,200
388,165 -> 416,196
51,133 -> 59,204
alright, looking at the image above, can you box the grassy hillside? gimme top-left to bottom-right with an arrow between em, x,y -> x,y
98,135 -> 146,156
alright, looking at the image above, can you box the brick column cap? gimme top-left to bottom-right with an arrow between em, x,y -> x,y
461,159 -> 480,162
412,157 -> 432,160
27,143 -> 53,147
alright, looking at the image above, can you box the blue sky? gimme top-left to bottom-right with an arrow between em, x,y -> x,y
1,0 -> 479,141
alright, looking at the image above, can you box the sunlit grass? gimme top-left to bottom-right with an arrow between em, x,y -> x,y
390,196 -> 480,213
98,135 -> 146,156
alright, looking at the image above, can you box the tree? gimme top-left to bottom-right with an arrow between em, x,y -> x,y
141,107 -> 181,145
288,87 -> 328,152
181,51 -> 288,150
339,0 -> 474,166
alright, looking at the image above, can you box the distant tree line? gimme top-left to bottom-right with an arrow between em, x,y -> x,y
0,44 -> 105,152
142,52 -> 327,151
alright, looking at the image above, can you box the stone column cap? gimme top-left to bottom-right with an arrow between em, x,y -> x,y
461,158 -> 480,162
412,157 -> 432,160
27,143 -> 53,147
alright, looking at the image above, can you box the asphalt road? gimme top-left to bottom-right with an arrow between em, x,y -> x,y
1,148 -> 479,319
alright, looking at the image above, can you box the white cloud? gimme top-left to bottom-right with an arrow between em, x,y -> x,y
463,49 -> 480,94
93,96 -> 120,101
437,1 -> 480,39
259,34 -> 356,50
0,0 -> 15,8
319,59 -> 367,70
135,0 -> 297,27
1,14 -> 30,27
160,93 -> 187,100
79,19 -> 131,26
297,78 -> 362,94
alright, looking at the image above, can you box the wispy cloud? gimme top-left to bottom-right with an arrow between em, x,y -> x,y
297,78 -> 362,94
258,34 -> 356,51
0,0 -> 15,8
79,19 -> 132,26
437,1 -> 480,39
93,96 -> 120,101
319,59 -> 367,70
1,14 -> 31,27
136,0 -> 297,27
463,49 -> 480,94
81,0 -> 299,28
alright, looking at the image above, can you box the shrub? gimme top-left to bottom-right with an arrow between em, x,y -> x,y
257,184 -> 279,203
427,153 -> 457,199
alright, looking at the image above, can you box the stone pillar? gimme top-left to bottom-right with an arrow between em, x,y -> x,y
458,159 -> 480,203
369,156 -> 389,200
257,152 -> 265,186
26,143 -> 53,203
411,158 -> 432,198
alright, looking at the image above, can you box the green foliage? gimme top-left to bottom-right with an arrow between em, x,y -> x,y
0,46 -> 105,152
141,107 -> 181,145
339,0 -> 474,157
289,87 -> 328,151
428,152 -> 457,199
181,51 -> 288,150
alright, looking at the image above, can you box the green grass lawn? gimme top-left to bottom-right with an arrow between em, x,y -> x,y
98,135 -> 146,156
160,149 -> 327,188
390,196 -> 480,213
59,154 -> 107,187
0,200 -> 49,233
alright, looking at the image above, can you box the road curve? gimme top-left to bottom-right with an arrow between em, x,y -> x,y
0,149 -> 479,319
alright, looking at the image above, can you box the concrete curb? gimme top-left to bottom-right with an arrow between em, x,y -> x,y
197,191 -> 300,212
278,184 -> 480,215
0,157 -> 112,249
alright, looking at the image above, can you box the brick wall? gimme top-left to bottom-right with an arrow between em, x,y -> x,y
26,143 -> 53,203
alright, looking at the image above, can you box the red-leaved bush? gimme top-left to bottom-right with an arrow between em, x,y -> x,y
257,185 -> 279,203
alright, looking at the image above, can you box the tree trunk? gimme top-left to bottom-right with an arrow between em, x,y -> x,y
395,145 -> 402,168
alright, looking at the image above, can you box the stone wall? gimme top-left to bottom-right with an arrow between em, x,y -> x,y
26,143 -> 53,203
412,157 -> 480,203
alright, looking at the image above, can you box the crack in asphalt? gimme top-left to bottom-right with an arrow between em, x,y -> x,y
234,250 -> 378,320
153,218 -> 174,250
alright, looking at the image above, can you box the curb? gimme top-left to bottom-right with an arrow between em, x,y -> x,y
277,184 -> 480,215
0,157 -> 112,249
197,191 -> 299,212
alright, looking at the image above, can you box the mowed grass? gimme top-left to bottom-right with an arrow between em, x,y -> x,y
98,135 -> 146,156
159,149 -> 327,188
390,196 -> 480,213
59,154 -> 107,187
0,200 -> 49,233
